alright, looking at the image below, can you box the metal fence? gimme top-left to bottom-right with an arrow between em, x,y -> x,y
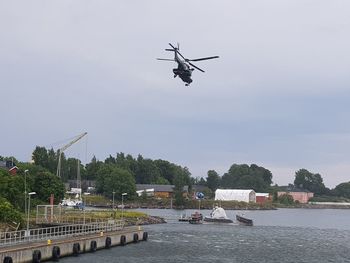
0,220 -> 125,247
36,215 -> 106,225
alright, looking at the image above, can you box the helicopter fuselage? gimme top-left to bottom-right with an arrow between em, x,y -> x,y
173,52 -> 193,85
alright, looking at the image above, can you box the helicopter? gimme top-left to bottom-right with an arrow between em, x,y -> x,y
157,43 -> 219,86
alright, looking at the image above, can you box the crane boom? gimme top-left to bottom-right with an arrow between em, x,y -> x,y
56,132 -> 87,178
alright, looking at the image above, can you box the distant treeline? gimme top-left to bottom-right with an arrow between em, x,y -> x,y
30,147 -> 274,193
2,149 -> 350,227
1,147 -> 350,205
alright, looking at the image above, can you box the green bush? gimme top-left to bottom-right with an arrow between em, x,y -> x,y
0,197 -> 24,227
278,194 -> 295,205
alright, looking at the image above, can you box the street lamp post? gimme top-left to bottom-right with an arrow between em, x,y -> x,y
121,193 -> 127,220
27,192 -> 36,236
24,170 -> 28,215
112,191 -> 116,210
83,193 -> 86,224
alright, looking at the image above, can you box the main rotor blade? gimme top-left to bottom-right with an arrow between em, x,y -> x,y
168,43 -> 177,50
157,58 -> 175,61
165,48 -> 175,51
168,43 -> 186,60
176,49 -> 187,60
187,56 -> 219,62
188,62 -> 205,73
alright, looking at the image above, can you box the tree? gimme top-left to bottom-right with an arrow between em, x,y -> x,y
278,194 -> 294,205
32,146 -> 49,168
173,171 -> 186,206
47,148 -> 58,174
220,164 -> 273,192
250,164 -> 272,185
105,154 -> 116,164
334,182 -> 350,198
192,177 -> 206,186
0,197 -> 23,226
95,164 -> 136,199
154,160 -> 176,184
124,154 -> 138,175
0,169 -> 25,209
64,157 -> 85,181
206,170 -> 220,192
32,171 -> 65,204
0,156 -> 18,163
102,152 -> 193,187
173,166 -> 192,206
135,158 -> 161,184
0,162 -> 65,209
85,156 -> 103,180
114,152 -> 138,174
294,169 -> 326,195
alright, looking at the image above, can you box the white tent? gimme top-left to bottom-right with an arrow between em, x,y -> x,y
215,189 -> 256,203
256,193 -> 269,198
136,188 -> 154,197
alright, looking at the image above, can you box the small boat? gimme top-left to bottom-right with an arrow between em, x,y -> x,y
189,211 -> 203,224
178,213 -> 191,222
203,206 -> 233,223
236,214 -> 253,226
60,198 -> 83,209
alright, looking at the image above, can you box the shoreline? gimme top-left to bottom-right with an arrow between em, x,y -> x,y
88,203 -> 350,211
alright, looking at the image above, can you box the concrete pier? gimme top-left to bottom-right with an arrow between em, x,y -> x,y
0,226 -> 146,263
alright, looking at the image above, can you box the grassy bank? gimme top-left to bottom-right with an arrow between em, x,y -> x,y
60,209 -> 166,226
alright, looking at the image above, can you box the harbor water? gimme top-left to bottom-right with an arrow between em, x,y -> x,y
53,208 -> 350,263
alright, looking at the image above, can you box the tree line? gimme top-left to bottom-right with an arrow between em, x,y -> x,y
1,147 -> 350,218
31,147 -> 192,198
0,149 -> 192,222
27,147 -> 350,200
197,165 -> 350,200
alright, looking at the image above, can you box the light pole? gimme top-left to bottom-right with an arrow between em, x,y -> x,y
27,192 -> 36,235
121,193 -> 127,220
112,191 -> 116,210
24,170 -> 28,215
83,193 -> 86,224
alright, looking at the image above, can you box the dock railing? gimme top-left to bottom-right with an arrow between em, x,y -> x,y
0,220 -> 125,247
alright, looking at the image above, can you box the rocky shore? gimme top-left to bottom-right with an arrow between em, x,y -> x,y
124,215 -> 166,226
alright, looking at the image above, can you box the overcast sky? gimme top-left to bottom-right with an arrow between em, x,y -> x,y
1,1 -> 350,188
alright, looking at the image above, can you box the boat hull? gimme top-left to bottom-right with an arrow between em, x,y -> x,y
203,217 -> 233,224
189,219 -> 203,224
236,215 -> 253,226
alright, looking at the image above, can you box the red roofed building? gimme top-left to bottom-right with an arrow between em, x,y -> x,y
0,160 -> 18,175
